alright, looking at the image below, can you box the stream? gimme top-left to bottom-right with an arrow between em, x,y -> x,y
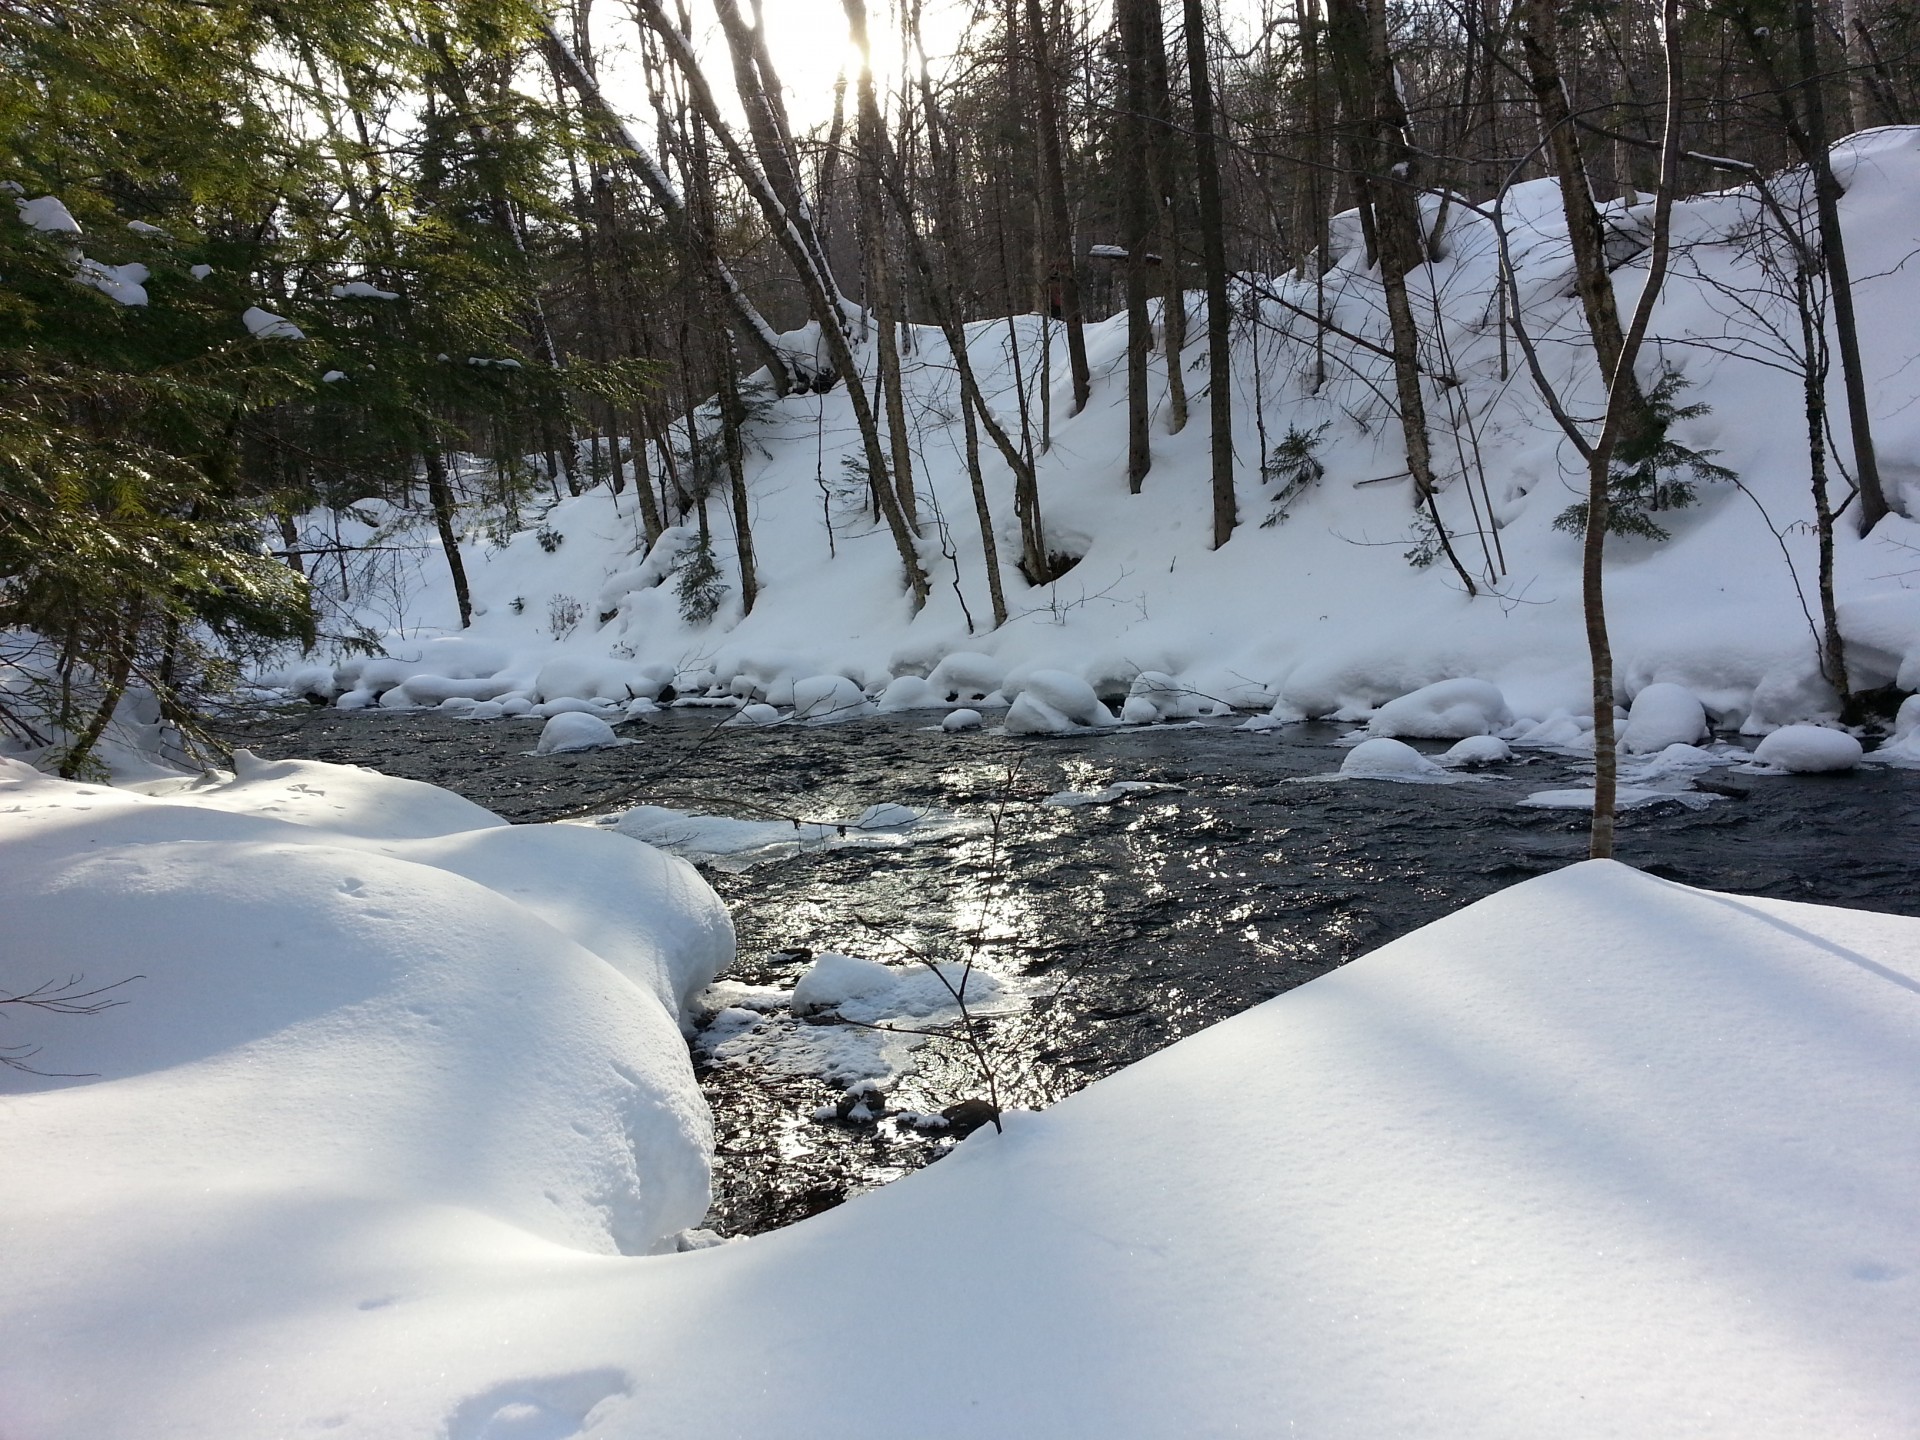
237,706 -> 1920,1236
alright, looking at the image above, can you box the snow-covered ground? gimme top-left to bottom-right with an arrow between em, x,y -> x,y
4,757 -> 1917,1438
260,128 -> 1920,753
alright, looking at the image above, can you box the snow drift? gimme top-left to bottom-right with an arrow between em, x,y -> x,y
5,758 -> 1917,1439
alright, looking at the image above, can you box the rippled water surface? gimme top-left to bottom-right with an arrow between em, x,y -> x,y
242,707 -> 1920,1234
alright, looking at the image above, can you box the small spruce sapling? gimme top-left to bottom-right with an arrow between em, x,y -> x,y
1260,423 -> 1329,528
1555,368 -> 1734,541
674,532 -> 728,625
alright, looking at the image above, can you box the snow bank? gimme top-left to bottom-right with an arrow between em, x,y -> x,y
1367,678 -> 1511,739
0,755 -> 732,1307
9,858 -> 1918,1438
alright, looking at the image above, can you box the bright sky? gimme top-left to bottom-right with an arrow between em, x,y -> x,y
589,0 -> 987,137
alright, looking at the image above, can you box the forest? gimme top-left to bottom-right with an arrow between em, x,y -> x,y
5,0 -> 1919,830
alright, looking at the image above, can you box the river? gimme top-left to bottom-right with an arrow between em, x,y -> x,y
238,706 -> 1920,1235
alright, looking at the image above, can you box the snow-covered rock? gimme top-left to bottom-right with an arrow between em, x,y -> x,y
534,711 -> 617,753
791,674 -> 870,722
1752,725 -> 1862,773
1005,670 -> 1115,734
723,702 -> 784,727
942,708 -> 983,732
926,651 -> 1006,701
1340,737 -> 1447,778
1442,734 -> 1512,767
1368,678 -> 1511,739
1623,683 -> 1709,752
876,675 -> 943,711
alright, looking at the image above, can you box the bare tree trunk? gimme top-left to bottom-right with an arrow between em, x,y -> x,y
1117,0 -> 1157,492
637,0 -> 930,607
1024,0 -> 1092,412
1516,0 -> 1646,423
540,26 -> 803,393
423,447 -> 473,628
1583,0 -> 1685,860
1185,0 -> 1236,547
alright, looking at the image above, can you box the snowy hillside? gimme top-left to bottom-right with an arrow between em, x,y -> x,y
3,758 -> 1917,1437
274,128 -> 1920,735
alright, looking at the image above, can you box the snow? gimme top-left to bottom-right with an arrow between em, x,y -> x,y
8,807 -> 1918,1438
1338,736 -> 1453,780
1751,724 -> 1863,772
1043,780 -> 1183,806
321,369 -> 347,382
941,707 -> 983,731
15,194 -> 79,233
241,305 -> 304,340
1367,677 -> 1512,739
790,673 -> 870,722
126,219 -> 166,236
74,257 -> 148,305
534,710 -> 618,753
1003,669 -> 1116,735
262,131 -> 1920,749
1442,733 -> 1512,766
603,800 -> 976,872
188,263 -> 211,280
1622,681 -> 1710,752
330,281 -> 400,299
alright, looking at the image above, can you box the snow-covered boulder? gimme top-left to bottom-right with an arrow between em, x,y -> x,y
876,675 -> 944,712
1511,712 -> 1592,749
942,708 -> 983,732
926,651 -> 1006,701
792,674 -> 870,722
1368,679 -> 1511,740
535,711 -> 618,754
723,703 -> 784,728
1005,671 -> 1116,734
1752,725 -> 1862,773
1119,670 -> 1222,724
1623,683 -> 1708,752
1340,737 -> 1448,778
1442,734 -> 1512,767
533,657 -> 647,704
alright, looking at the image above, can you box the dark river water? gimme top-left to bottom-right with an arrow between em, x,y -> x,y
238,706 -> 1920,1236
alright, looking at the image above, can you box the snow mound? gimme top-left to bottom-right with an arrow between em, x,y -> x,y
1120,671 -> 1222,724
1005,670 -> 1116,735
1339,737 -> 1450,780
723,702 -> 784,727
792,674 -> 870,722
535,711 -> 618,753
1623,682 -> 1709,752
13,849 -> 1920,1436
876,675 -> 944,711
0,756 -> 731,1284
1368,678 -> 1512,739
1442,734 -> 1512,767
1751,725 -> 1863,773
926,651 -> 1006,701
704,952 -> 1027,1088
941,707 -> 983,732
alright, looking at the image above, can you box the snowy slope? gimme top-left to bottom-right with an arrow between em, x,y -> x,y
4,754 -> 1916,1439
270,128 -> 1920,737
